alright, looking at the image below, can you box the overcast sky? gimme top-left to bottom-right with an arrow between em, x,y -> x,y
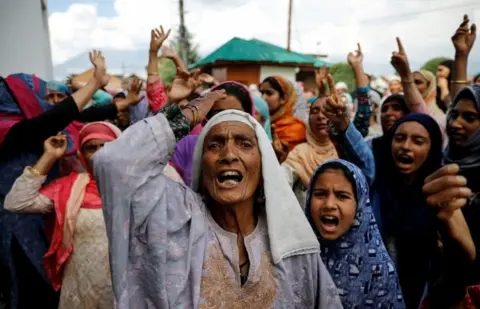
48,0 -> 480,75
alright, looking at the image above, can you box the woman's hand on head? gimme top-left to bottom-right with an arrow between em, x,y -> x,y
182,89 -> 227,125
89,50 -> 111,88
423,164 -> 473,221
43,133 -> 68,160
390,37 -> 411,79
452,14 -> 476,57
149,25 -> 171,54
321,74 -> 350,132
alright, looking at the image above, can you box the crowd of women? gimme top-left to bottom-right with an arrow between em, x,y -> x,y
0,14 -> 480,309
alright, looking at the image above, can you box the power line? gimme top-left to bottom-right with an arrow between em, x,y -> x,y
361,2 -> 479,23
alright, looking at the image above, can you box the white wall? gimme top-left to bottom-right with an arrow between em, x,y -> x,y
259,65 -> 297,83
0,0 -> 53,80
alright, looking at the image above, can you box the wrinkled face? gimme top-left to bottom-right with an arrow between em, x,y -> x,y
202,122 -> 261,206
206,95 -> 244,120
413,72 -> 429,95
391,122 -> 431,175
309,98 -> 329,138
437,65 -> 450,79
45,91 -> 67,104
310,168 -> 357,241
260,82 -> 284,113
82,138 -> 107,171
381,101 -> 406,131
448,98 -> 480,145
336,88 -> 347,96
389,80 -> 403,94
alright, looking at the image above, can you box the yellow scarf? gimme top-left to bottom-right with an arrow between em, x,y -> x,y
284,125 -> 338,186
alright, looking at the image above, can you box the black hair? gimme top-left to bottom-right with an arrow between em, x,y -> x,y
313,161 -> 358,202
208,82 -> 252,118
186,91 -> 200,102
474,73 -> 480,84
113,92 -> 126,100
262,77 -> 285,98
382,94 -> 409,114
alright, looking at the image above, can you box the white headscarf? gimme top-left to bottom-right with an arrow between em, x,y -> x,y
190,110 -> 319,263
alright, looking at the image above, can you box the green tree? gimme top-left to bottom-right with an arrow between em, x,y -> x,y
329,62 -> 356,92
157,58 -> 177,85
173,27 -> 200,66
421,57 -> 450,75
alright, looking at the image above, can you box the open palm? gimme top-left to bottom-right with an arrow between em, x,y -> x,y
89,50 -> 110,87
150,26 -> 171,53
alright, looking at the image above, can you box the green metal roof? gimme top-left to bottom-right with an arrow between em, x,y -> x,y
192,37 -> 329,69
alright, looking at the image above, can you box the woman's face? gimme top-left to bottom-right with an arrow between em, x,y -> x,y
389,80 -> 403,94
448,98 -> 480,145
381,101 -> 406,131
82,138 -> 108,171
202,122 -> 261,206
309,98 -> 329,138
437,65 -> 451,79
310,168 -> 357,241
391,122 -> 431,175
413,72 -> 429,95
45,91 -> 67,104
260,82 -> 284,113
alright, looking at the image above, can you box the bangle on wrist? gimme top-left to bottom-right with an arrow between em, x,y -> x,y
148,72 -> 159,76
402,79 -> 414,84
28,167 -> 43,177
451,80 -> 470,84
185,104 -> 200,126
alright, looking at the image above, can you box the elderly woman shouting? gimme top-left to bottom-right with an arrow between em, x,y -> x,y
93,90 -> 342,308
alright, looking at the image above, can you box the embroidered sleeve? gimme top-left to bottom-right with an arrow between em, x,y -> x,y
158,104 -> 191,141
4,167 -> 54,214
146,77 -> 168,113
353,91 -> 372,138
332,122 -> 375,185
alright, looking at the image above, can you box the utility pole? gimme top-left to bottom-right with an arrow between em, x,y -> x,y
287,0 -> 293,51
179,0 -> 188,66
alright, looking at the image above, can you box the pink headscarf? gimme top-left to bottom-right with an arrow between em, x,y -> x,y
77,122 -> 122,172
41,122 -> 121,290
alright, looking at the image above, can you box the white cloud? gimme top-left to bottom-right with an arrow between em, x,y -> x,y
49,0 -> 480,74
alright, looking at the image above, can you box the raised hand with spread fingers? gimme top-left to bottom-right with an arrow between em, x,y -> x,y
150,26 -> 171,54
89,50 -> 110,88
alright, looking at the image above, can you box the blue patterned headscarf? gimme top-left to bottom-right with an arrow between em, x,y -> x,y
305,159 -> 406,309
253,95 -> 272,141
46,81 -> 72,95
